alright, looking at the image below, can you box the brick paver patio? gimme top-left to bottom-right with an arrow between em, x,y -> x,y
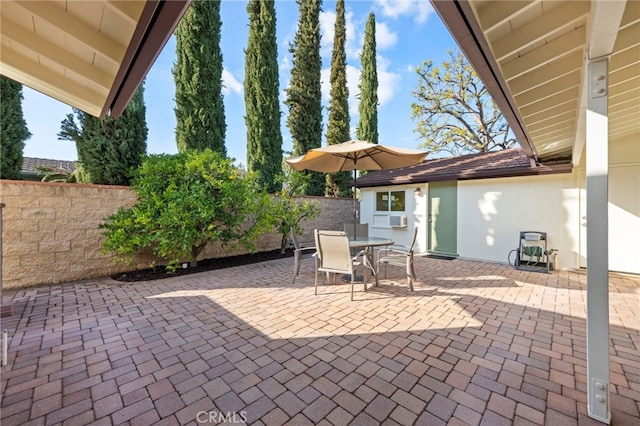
1,256 -> 638,425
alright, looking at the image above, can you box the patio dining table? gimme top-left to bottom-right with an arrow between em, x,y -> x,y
345,236 -> 394,288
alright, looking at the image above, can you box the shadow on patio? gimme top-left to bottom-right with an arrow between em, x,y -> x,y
1,256 -> 638,425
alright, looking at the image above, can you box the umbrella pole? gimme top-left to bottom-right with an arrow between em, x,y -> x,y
353,170 -> 357,239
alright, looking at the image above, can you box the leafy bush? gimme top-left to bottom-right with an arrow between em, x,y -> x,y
35,166 -> 78,183
100,150 -> 272,271
272,170 -> 321,253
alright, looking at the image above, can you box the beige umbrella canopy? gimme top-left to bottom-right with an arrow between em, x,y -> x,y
285,140 -> 427,173
286,140 -> 428,236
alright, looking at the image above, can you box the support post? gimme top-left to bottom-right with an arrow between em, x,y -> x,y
585,58 -> 610,424
2,330 -> 7,366
0,203 -> 10,318
0,203 -> 3,302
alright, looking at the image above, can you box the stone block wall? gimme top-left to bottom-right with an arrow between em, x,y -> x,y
0,180 -> 353,289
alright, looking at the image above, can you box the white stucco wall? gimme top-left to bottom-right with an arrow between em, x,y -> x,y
360,186 -> 427,252
457,172 -> 581,270
360,134 -> 639,274
598,133 -> 640,274
605,163 -> 640,274
361,176 -> 583,269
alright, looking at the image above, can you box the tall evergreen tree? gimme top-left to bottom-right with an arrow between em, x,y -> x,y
0,76 -> 31,180
173,0 -> 226,155
357,13 -> 379,145
285,0 -> 324,196
58,85 -> 148,185
285,0 -> 326,195
325,0 -> 351,197
245,0 -> 283,193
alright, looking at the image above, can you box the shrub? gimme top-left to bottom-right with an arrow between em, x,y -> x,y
272,170 -> 321,253
100,150 -> 272,271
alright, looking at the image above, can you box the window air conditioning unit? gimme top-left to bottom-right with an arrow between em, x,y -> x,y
390,215 -> 407,228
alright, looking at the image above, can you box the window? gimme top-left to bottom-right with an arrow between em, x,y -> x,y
376,190 -> 405,212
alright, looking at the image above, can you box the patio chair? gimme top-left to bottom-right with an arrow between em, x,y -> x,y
344,223 -> 368,257
290,228 -> 317,284
376,226 -> 418,291
343,222 -> 368,239
314,229 -> 364,301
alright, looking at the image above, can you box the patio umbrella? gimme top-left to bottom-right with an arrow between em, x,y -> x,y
285,140 -> 428,236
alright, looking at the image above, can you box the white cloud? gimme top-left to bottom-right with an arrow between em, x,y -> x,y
345,11 -> 361,60
346,64 -> 361,114
377,56 -> 401,107
222,68 -> 243,95
319,10 -> 336,57
320,9 -> 360,61
322,57 -> 400,119
321,7 -> 400,61
375,0 -> 434,24
279,55 -> 291,72
321,68 -> 331,103
376,22 -> 398,50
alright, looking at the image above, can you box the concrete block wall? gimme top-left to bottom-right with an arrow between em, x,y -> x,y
0,180 -> 353,289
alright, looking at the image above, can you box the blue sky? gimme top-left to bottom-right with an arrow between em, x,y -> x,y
22,0 -> 456,166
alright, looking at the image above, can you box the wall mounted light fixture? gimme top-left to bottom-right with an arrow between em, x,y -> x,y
414,187 -> 423,197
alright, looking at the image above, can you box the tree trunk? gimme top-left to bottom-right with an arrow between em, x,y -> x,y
190,244 -> 205,267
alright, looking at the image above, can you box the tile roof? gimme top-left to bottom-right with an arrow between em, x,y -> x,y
356,148 -> 572,188
22,157 -> 77,174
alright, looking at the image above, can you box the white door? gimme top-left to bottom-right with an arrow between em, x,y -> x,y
579,172 -> 587,268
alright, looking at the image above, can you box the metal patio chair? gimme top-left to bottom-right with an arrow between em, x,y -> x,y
376,226 -> 418,291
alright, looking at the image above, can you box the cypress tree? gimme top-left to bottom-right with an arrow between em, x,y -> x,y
174,0 -> 226,155
285,0 -> 324,196
245,0 -> 283,193
0,76 -> 31,180
357,13 -> 379,145
325,0 -> 351,197
58,85 -> 148,185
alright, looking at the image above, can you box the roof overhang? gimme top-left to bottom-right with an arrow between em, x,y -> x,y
0,0 -> 191,119
357,163 -> 573,188
431,0 -> 640,165
355,149 -> 572,188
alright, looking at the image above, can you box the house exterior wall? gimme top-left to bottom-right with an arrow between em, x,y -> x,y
361,174 -> 583,270
457,173 -> 581,270
359,186 -> 428,253
0,180 -> 353,289
602,162 -> 640,274
600,132 -> 640,274
360,140 -> 639,275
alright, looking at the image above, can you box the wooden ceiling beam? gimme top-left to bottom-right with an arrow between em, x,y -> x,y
515,74 -> 580,108
527,112 -> 576,133
610,65 -> 640,93
508,51 -> 583,96
523,99 -> 576,125
0,48 -> 105,116
502,26 -> 586,81
14,0 -> 125,64
476,0 -> 536,33
492,1 -> 589,61
105,0 -> 143,24
0,17 -> 113,90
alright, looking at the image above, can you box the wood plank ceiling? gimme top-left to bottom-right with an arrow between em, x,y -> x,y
468,0 -> 639,163
0,0 -> 145,118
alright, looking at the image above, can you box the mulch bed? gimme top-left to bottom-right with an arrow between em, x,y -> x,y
111,249 -> 294,282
